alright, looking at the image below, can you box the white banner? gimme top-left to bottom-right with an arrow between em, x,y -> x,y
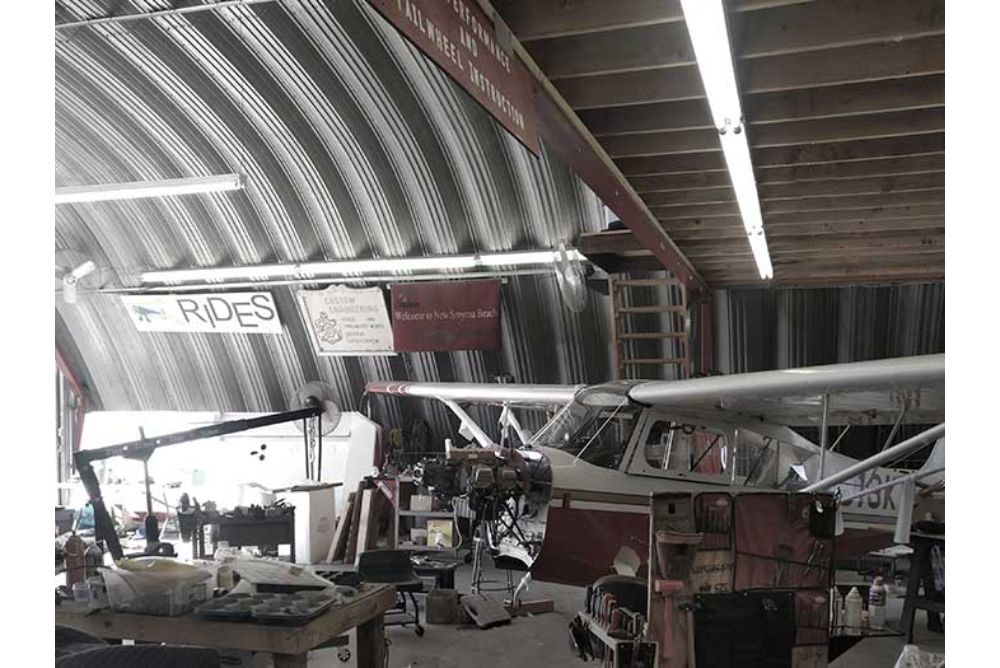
120,292 -> 282,333
298,285 -> 394,356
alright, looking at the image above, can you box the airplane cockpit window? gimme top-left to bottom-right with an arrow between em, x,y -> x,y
732,429 -> 804,488
531,391 -> 637,470
734,430 -> 771,483
562,411 -> 635,469
643,420 -> 727,474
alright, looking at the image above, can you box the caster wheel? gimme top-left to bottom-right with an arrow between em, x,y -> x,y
415,626 -> 425,637
337,647 -> 351,662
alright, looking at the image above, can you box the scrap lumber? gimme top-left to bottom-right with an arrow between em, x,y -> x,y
325,491 -> 355,563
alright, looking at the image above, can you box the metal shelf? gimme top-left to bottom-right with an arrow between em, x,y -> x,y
399,510 -> 453,518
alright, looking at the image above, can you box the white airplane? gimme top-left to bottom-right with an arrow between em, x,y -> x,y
366,354 -> 944,586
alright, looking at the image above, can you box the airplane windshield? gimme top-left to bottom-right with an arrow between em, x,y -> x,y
530,387 -> 638,470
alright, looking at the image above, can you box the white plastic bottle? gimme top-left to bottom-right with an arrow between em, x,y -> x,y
869,576 -> 887,630
844,586 -> 863,635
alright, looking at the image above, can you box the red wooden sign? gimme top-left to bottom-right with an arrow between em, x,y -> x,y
391,279 -> 502,351
365,0 -> 540,155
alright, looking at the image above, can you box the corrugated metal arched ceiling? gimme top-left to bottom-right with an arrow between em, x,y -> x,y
54,0 -> 612,423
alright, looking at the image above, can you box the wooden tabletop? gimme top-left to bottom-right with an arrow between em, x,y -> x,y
55,583 -> 396,656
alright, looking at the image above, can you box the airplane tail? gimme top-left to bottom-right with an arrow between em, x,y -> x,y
917,437 -> 945,484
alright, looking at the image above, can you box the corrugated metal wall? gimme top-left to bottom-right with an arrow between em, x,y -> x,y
714,281 -> 944,461
714,282 -> 945,373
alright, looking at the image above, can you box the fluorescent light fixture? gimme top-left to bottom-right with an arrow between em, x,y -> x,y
680,0 -> 773,280
747,229 -> 774,280
140,248 -> 584,285
719,132 -> 763,234
679,0 -> 743,132
55,174 -> 244,205
480,250 -> 562,266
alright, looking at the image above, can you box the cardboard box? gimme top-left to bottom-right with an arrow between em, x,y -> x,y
409,495 -> 433,512
278,484 -> 337,565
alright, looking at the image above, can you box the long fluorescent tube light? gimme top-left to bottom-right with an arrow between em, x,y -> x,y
680,0 -> 773,280
140,248 -> 585,285
55,174 -> 244,205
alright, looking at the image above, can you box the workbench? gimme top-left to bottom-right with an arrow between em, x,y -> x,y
55,583 -> 396,667
194,514 -> 296,561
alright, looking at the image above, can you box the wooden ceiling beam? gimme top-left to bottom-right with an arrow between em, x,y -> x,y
496,0 -> 811,42
559,35 -> 943,109
741,35 -> 944,98
581,75 -> 944,137
641,173 -> 944,206
706,267 -> 944,287
581,226 -> 944,256
587,253 -> 945,285
528,0 -> 942,81
524,21 -> 694,81
760,174 -> 944,200
661,206 -> 945,233
680,233 -> 944,258
630,154 -> 944,192
761,190 -> 944,215
617,134 -> 945,176
718,227 -> 945,244
668,218 -> 945,240
695,251 -> 943,271
603,108 -> 944,158
733,0 -> 943,58
652,190 -> 944,219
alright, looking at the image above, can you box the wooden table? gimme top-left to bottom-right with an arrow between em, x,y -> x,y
55,583 -> 396,667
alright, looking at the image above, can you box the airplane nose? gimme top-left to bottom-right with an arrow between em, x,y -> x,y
520,449 -> 553,510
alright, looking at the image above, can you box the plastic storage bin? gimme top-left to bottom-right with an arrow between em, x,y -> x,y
102,558 -> 212,616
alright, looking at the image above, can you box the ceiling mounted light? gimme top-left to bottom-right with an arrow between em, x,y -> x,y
140,248 -> 585,285
55,174 -> 245,205
680,0 -> 773,280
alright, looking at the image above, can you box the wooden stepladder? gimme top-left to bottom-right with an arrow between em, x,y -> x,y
610,273 -> 692,380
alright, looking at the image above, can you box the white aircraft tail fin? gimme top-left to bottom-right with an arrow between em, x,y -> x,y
917,437 -> 945,484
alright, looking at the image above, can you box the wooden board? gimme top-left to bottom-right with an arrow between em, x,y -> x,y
363,489 -> 389,551
345,482 -> 367,564
446,447 -> 502,463
505,599 -> 555,616
326,491 -> 355,563
353,489 -> 375,566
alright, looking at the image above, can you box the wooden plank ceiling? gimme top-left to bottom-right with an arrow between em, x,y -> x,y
494,0 -> 945,287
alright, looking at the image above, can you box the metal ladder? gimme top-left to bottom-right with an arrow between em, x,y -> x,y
610,274 -> 692,380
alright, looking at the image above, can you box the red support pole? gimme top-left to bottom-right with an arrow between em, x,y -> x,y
55,347 -> 87,453
699,300 -> 714,374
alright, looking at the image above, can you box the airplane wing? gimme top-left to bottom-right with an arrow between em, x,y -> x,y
364,381 -> 582,408
628,354 -> 943,426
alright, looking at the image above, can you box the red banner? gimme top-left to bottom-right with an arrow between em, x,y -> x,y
391,280 -> 502,351
364,0 -> 539,155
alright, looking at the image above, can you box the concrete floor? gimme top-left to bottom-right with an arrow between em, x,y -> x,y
301,562 -> 944,668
